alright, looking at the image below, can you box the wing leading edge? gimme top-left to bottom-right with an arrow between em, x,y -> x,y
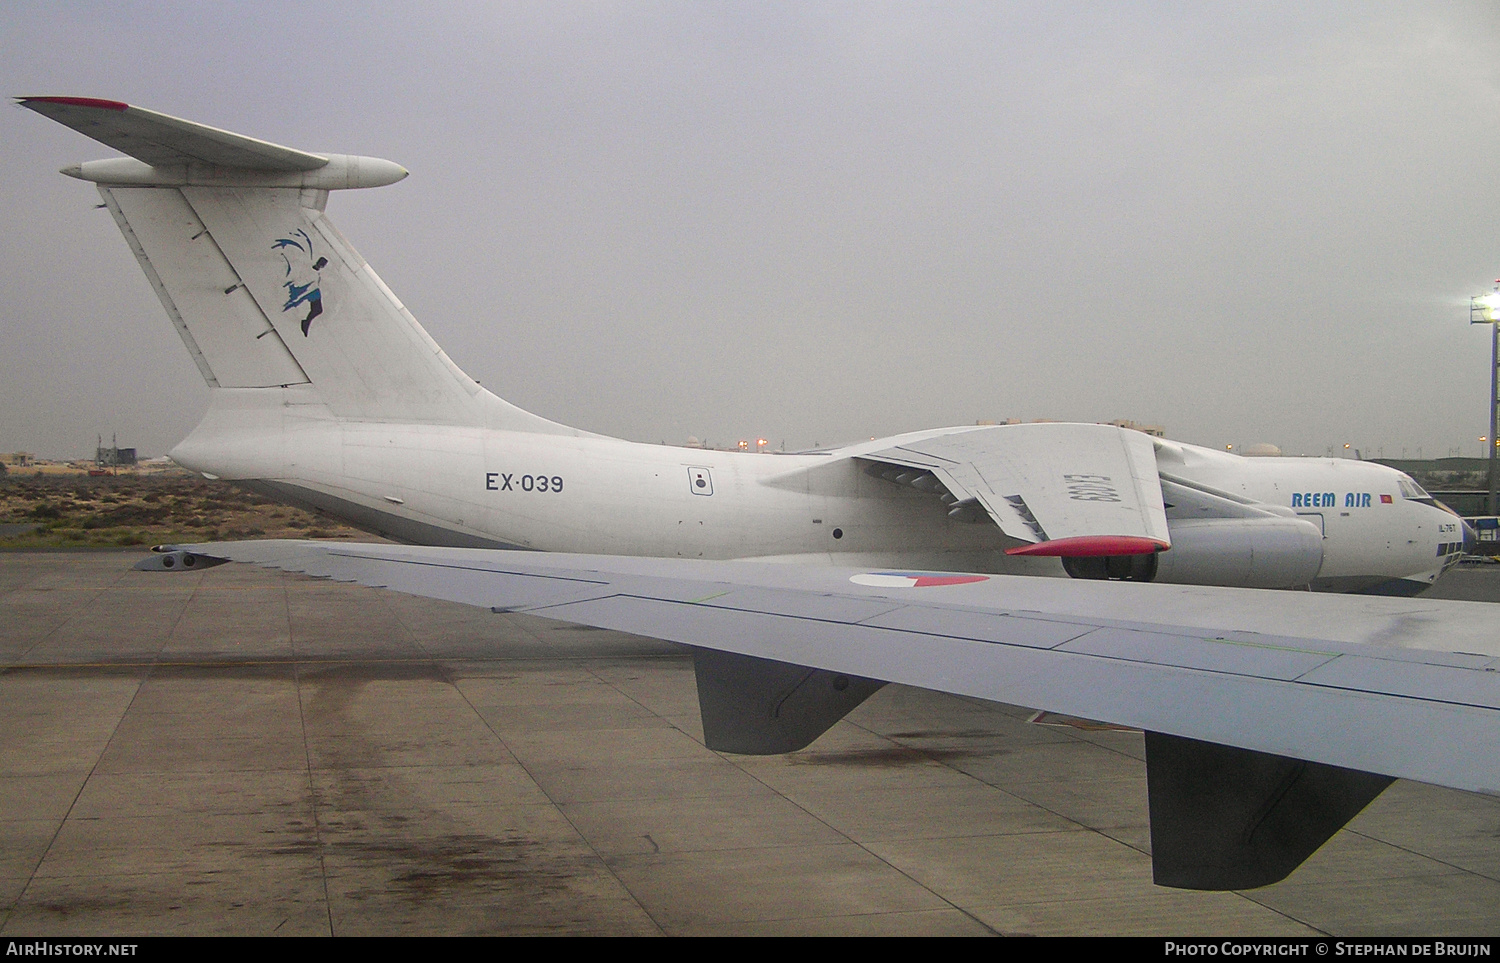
142,540 -> 1500,889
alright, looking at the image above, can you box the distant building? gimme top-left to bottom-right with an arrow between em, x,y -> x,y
1373,457 -> 1491,476
95,434 -> 137,468
1371,457 -> 1492,517
1105,419 -> 1165,438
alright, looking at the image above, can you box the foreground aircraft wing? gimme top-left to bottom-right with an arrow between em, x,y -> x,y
145,540 -> 1500,889
858,423 -> 1171,555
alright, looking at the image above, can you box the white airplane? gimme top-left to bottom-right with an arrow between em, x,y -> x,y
24,98 -> 1500,893
18,96 -> 1474,597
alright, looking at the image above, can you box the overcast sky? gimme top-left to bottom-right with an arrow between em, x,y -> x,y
3,2 -> 1499,459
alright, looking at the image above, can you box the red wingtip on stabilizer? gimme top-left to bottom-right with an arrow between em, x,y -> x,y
18,96 -> 129,111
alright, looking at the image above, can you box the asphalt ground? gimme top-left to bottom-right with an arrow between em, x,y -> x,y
0,551 -> 1496,936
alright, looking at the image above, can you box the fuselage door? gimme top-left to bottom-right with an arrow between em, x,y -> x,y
688,467 -> 714,496
1296,512 -> 1326,537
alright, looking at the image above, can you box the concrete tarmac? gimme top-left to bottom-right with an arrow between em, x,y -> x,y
0,551 -> 1497,936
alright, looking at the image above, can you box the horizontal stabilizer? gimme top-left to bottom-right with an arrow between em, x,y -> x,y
17,97 -> 328,171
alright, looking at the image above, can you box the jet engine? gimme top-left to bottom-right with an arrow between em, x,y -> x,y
1062,517 -> 1324,590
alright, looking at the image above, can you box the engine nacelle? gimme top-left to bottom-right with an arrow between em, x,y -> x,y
1062,517 -> 1324,589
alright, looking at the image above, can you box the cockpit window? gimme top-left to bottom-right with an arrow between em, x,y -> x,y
1397,475 -> 1430,500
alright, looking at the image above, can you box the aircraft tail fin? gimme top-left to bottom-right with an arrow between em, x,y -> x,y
21,97 -> 567,432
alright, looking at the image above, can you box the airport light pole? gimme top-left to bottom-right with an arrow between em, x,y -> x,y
1471,290 -> 1500,515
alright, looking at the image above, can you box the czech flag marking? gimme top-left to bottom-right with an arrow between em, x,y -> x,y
849,572 -> 991,588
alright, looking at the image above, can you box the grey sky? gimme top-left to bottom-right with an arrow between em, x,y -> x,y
3,2 -> 1499,459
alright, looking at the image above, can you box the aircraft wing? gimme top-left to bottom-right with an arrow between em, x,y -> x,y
149,539 -> 1497,786
143,539 -> 1500,889
858,423 -> 1172,555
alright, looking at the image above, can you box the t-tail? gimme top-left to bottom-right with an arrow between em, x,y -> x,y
18,97 -> 579,465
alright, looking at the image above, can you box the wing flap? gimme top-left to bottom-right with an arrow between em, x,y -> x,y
860,423 -> 1171,552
